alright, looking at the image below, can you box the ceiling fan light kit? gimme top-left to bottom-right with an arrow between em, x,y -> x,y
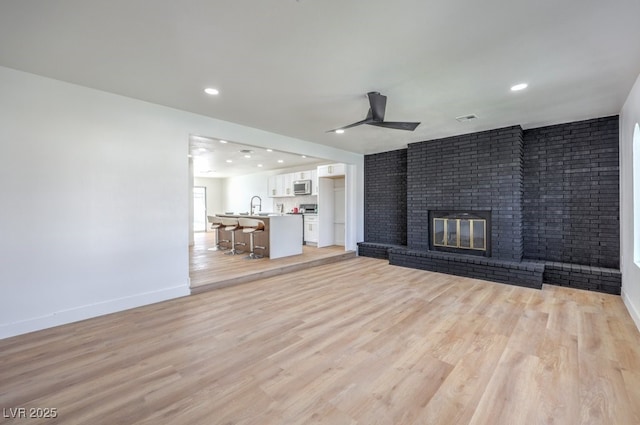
329,92 -> 421,133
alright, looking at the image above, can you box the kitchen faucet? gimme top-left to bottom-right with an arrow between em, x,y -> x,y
250,195 -> 262,215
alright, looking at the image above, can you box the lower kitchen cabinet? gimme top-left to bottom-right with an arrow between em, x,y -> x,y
304,215 -> 318,244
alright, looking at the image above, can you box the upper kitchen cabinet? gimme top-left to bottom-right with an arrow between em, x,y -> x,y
292,170 -> 313,180
281,173 -> 293,197
311,169 -> 318,195
318,163 -> 346,178
268,175 -> 276,197
267,173 -> 294,198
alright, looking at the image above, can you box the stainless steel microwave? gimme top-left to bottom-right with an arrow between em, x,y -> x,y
293,180 -> 311,195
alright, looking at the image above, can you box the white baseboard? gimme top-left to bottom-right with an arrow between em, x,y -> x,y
622,288 -> 640,333
0,284 -> 190,340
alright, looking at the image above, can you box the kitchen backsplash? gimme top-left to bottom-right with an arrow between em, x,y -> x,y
272,195 -> 318,213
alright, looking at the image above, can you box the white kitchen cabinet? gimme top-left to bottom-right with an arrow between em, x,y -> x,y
304,215 -> 318,244
268,173 -> 294,197
267,175 -> 278,198
311,169 -> 318,195
293,170 -> 312,181
318,163 -> 346,178
280,173 -> 293,197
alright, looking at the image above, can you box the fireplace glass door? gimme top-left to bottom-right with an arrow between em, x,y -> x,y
433,217 -> 486,251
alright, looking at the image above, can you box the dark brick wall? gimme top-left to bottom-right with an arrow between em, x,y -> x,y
364,149 -> 407,245
522,116 -> 619,268
361,116 -> 621,293
406,126 -> 524,261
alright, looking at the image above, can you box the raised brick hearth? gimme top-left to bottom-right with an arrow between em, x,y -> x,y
361,116 -> 620,294
388,248 -> 544,289
357,242 -> 621,294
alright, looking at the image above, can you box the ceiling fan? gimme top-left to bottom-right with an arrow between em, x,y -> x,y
328,91 -> 420,133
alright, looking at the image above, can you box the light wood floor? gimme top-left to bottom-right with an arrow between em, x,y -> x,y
190,231 -> 355,293
2,257 -> 640,424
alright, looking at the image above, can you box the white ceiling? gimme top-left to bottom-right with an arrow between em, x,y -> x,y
1,0 -> 639,156
189,135 -> 324,178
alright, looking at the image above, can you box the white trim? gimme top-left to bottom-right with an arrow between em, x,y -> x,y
622,287 -> 640,332
0,284 -> 190,340
633,123 -> 640,265
345,163 -> 359,251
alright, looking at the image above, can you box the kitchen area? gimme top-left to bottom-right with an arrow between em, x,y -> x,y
189,136 -> 356,290
200,164 -> 346,253
190,142 -> 355,291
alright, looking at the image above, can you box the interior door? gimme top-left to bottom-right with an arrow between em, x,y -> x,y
193,186 -> 207,232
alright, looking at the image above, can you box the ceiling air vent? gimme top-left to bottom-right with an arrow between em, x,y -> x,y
456,114 -> 478,122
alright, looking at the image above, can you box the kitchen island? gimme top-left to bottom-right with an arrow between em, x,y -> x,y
215,214 -> 303,259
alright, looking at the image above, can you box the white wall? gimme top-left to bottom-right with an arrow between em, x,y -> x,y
223,172 -> 271,214
620,71 -> 640,331
0,67 -> 192,338
0,66 -> 364,339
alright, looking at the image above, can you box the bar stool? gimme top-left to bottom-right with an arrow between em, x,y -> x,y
238,218 -> 266,259
220,217 -> 244,255
207,216 -> 227,251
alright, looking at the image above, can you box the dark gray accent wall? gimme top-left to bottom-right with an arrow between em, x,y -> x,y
406,126 -> 524,261
522,116 -> 619,268
364,149 -> 407,245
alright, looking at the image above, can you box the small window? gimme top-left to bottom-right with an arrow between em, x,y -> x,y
634,123 -> 640,265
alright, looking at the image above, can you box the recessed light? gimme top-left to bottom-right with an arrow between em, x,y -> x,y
219,140 -> 228,144
244,154 -> 251,158
204,88 -> 219,95
257,164 -> 263,167
301,155 -> 307,158
335,129 -> 345,134
277,159 -> 284,163
511,83 -> 528,91
266,148 -> 273,152
226,159 -> 232,163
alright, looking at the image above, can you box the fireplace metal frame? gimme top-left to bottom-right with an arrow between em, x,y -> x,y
433,217 -> 486,250
428,210 -> 492,257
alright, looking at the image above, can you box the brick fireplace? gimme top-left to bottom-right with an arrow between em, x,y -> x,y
406,125 -> 524,261
359,116 -> 621,294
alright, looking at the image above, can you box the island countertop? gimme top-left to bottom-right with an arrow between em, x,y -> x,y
215,213 -> 302,259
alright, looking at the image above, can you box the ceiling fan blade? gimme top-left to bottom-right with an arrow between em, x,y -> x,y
367,92 -> 386,122
330,91 -> 418,133
368,121 -> 421,131
326,118 -> 372,133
